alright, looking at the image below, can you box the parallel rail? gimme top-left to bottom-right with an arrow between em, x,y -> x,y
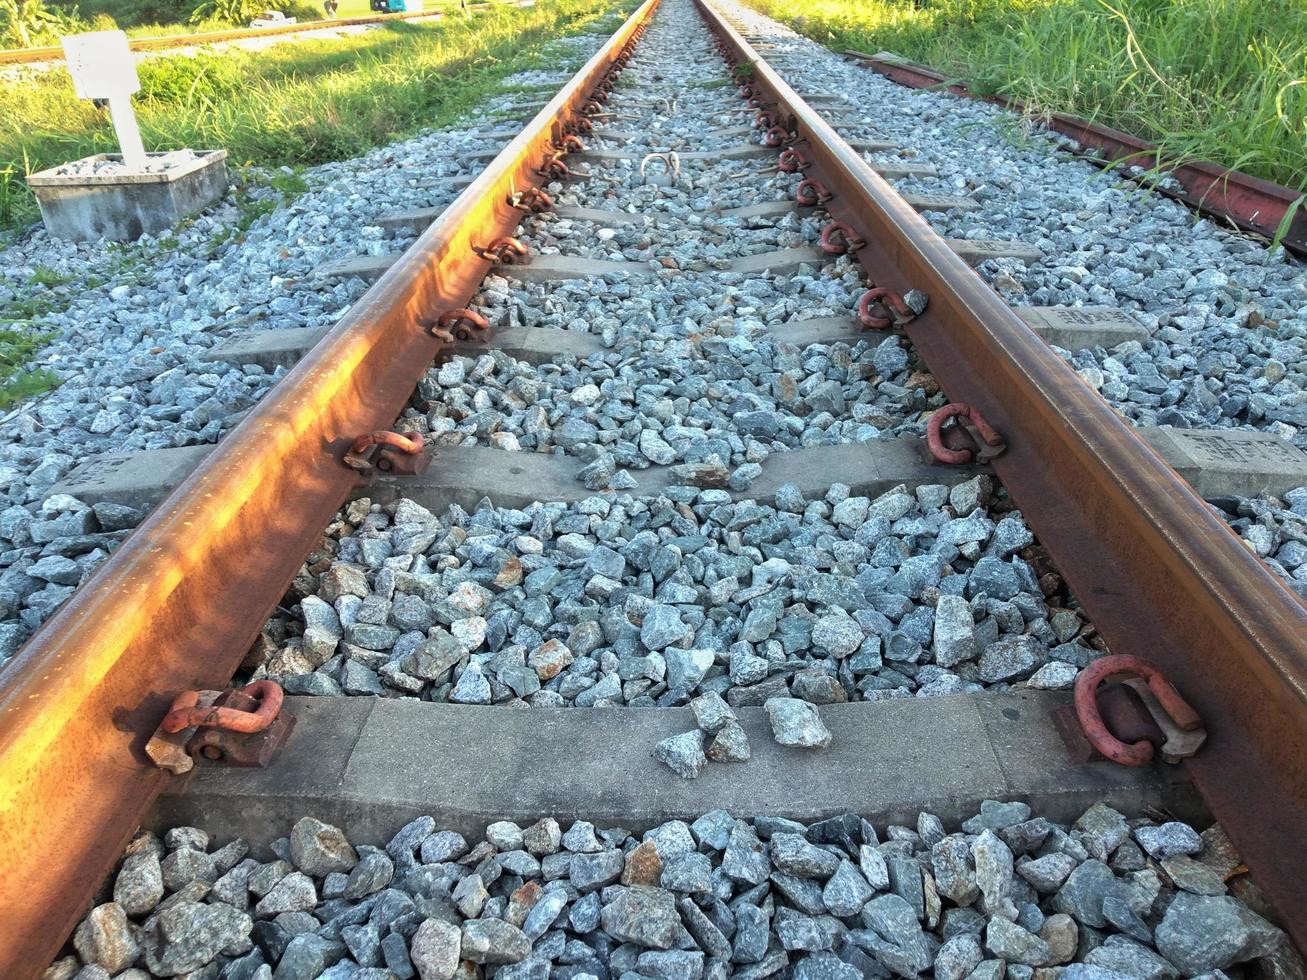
1,0 -> 1305,971
0,2 -> 655,972
701,1 -> 1307,944
0,10 -> 441,66
844,52 -> 1307,259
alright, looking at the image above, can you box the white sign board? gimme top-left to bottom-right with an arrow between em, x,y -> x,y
62,31 -> 139,100
61,31 -> 147,170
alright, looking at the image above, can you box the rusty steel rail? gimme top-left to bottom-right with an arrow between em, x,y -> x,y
0,10 -> 444,66
0,2 -> 546,67
700,0 -> 1307,946
0,1 -> 655,972
844,53 -> 1307,258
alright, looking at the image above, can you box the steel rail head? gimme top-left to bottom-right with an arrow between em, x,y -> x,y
0,1 -> 660,973
695,0 -> 1307,943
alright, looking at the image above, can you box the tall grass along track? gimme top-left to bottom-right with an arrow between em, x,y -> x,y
741,0 -> 1307,195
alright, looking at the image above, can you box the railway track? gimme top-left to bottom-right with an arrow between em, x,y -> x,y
5,0 -> 1307,976
0,7 -> 462,68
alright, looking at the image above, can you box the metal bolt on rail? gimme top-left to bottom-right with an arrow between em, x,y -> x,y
777,149 -> 809,174
431,308 -> 490,343
146,680 -> 293,775
343,430 -> 430,478
507,187 -> 554,214
857,287 -> 920,331
795,178 -> 832,206
473,236 -> 530,265
1074,655 -> 1207,766
925,403 -> 1006,465
537,153 -> 571,180
818,221 -> 865,256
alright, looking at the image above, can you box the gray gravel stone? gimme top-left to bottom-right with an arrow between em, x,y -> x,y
689,691 -> 737,733
986,916 -> 1053,966
823,859 -> 875,916
115,851 -> 165,916
141,901 -> 252,975
1154,893 -> 1283,973
654,730 -> 708,779
72,904 -> 137,973
1134,822 -> 1203,859
460,919 -> 531,965
706,721 -> 751,762
289,817 -> 357,876
600,886 -> 680,949
770,833 -> 840,879
763,697 -> 832,748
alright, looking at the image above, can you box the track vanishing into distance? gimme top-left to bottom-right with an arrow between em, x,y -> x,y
6,0 -> 1307,976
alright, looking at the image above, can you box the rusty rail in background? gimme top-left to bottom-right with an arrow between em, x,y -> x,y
701,0 -> 1307,947
844,53 -> 1307,258
0,2 -> 538,67
1,10 -> 440,66
0,1 -> 656,972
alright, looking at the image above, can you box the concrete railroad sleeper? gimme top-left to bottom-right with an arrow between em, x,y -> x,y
1,0 -> 1306,974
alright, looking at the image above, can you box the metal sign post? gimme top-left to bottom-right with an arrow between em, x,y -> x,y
61,31 -> 147,170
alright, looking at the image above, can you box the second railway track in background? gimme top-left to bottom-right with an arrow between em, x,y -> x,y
5,0 -> 1307,976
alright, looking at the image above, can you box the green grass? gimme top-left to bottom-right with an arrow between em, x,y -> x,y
1,0 -> 635,229
0,0 -> 633,408
15,0 -> 523,43
742,0 -> 1307,192
0,277 -> 61,408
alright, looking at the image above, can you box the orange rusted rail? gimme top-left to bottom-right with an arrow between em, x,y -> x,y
0,2 -> 543,67
845,53 -> 1307,258
0,0 -> 655,973
0,10 -> 440,66
700,0 -> 1307,946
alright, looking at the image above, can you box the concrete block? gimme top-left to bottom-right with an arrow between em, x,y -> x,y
203,323 -> 603,370
507,254 -> 647,283
578,143 -> 774,166
313,253 -> 399,283
717,200 -> 798,220
463,129 -> 523,140
364,439 -> 977,513
204,326 -> 328,370
868,160 -> 938,179
26,150 -> 228,243
770,316 -> 862,347
1015,306 -> 1150,351
445,325 -> 604,364
49,444 -> 212,509
719,247 -> 825,276
1138,427 -> 1307,499
846,139 -> 899,153
151,690 -> 1196,851
947,238 -> 1045,266
55,429 -> 1305,516
590,127 -> 641,142
375,205 -> 443,234
553,205 -> 653,225
502,248 -> 827,283
412,173 -> 477,192
50,438 -> 978,516
768,307 -> 1143,352
901,193 -> 980,212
